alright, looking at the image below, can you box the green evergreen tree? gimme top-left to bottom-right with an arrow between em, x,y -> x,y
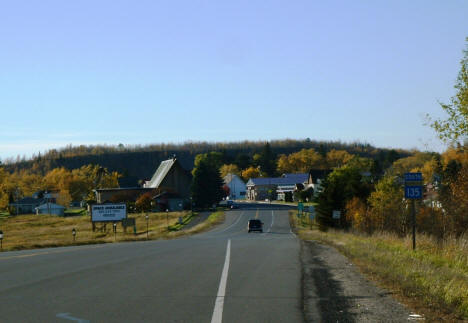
191,154 -> 224,208
257,142 -> 277,177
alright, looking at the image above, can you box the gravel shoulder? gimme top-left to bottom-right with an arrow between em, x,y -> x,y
301,240 -> 417,323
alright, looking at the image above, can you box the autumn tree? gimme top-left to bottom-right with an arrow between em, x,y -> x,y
428,37 -> 468,144
367,175 -> 407,235
326,149 -> 353,168
277,149 -> 324,173
315,165 -> 372,229
136,193 -> 152,212
241,166 -> 261,181
220,164 -> 241,178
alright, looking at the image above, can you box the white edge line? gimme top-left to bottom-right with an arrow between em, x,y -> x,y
211,239 -> 231,323
218,211 -> 244,233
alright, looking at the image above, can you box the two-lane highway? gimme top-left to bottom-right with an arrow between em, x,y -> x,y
0,204 -> 302,323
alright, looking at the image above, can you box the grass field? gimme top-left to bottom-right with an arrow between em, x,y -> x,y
0,210 -> 224,251
290,211 -> 468,321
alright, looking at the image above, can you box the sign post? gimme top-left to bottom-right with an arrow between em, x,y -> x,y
404,173 -> 423,250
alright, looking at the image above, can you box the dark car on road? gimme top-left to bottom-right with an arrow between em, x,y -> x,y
247,219 -> 263,233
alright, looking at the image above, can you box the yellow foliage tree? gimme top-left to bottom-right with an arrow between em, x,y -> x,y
241,166 -> 261,181
326,149 -> 353,168
220,164 -> 241,178
276,149 -> 324,173
345,197 -> 371,233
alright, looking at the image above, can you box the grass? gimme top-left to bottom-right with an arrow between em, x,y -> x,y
64,208 -> 87,216
290,211 -> 468,321
0,210 -> 225,251
271,200 -> 317,206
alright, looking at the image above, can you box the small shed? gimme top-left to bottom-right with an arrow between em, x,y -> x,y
35,203 -> 65,216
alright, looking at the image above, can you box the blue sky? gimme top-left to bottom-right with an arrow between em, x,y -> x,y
1,0 -> 467,161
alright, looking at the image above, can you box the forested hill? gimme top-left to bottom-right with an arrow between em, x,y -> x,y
4,139 -> 410,186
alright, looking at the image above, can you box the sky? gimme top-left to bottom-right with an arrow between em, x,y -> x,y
1,0 -> 467,161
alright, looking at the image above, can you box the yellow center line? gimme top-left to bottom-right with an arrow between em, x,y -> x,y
0,244 -> 107,261
255,209 -> 259,219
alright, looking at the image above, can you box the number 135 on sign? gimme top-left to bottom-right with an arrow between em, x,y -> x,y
405,186 -> 422,199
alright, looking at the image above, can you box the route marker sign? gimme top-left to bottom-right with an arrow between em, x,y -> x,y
404,172 -> 423,250
404,172 -> 423,199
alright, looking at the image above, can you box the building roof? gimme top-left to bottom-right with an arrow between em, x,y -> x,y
145,158 -> 177,188
247,173 -> 309,187
282,173 -> 309,183
11,197 -> 45,205
95,187 -> 151,192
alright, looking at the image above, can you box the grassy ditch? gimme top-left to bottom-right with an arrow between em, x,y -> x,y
290,211 -> 468,321
0,210 -> 224,251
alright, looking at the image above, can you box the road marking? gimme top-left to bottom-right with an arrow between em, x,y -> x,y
211,239 -> 231,323
217,211 -> 244,234
0,245 -> 106,261
268,210 -> 275,233
255,208 -> 259,219
56,313 -> 89,323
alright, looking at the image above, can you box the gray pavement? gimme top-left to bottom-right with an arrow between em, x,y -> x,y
0,204 -> 302,323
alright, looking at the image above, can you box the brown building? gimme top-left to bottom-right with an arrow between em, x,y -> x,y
95,157 -> 192,211
143,157 -> 192,199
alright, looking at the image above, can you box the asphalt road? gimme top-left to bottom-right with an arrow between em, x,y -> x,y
0,203 -> 302,323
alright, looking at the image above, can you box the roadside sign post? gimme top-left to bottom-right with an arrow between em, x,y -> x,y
308,206 -> 315,229
404,173 -> 423,250
166,209 -> 169,229
145,214 -> 149,239
72,228 -> 76,243
0,230 -> 3,251
298,202 -> 304,220
113,222 -> 117,241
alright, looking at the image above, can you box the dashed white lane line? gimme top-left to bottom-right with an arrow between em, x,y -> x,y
268,210 -> 275,233
56,313 -> 89,323
211,239 -> 231,323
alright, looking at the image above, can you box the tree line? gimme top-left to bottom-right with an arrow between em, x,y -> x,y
0,165 -> 120,211
2,139 -> 410,187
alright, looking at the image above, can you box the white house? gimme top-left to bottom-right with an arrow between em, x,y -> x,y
224,174 -> 247,200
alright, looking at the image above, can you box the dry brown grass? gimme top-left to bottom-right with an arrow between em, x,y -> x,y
0,210 -> 225,251
290,211 -> 468,321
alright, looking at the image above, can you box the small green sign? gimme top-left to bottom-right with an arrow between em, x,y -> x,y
298,202 -> 304,212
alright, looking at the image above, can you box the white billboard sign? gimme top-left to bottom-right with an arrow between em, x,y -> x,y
91,204 -> 127,222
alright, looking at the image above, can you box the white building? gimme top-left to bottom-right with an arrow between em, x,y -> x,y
224,174 -> 247,200
35,203 -> 65,216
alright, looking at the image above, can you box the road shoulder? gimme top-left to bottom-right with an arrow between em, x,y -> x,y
301,240 -> 413,322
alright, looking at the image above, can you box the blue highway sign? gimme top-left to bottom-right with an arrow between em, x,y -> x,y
404,172 -> 422,182
405,186 -> 422,199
